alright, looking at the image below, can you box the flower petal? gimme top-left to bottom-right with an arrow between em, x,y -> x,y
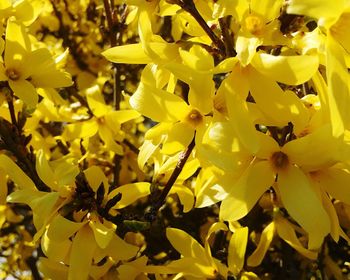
9,79 -> 38,109
89,220 -> 114,249
247,222 -> 275,267
68,226 -> 96,280
47,215 -> 87,242
326,35 -> 350,136
317,167 -> 350,206
162,122 -> 194,155
166,227 -> 208,262
5,20 -> 31,69
63,120 -> 98,141
228,226 -> 249,275
130,82 -> 190,123
108,182 -> 150,209
102,43 -> 152,64
282,125 -> 338,171
286,0 -> 343,20
105,234 -> 139,261
36,149 -> 56,190
278,165 -> 330,249
170,185 -> 194,213
275,216 -> 318,260
0,154 -> 36,190
252,53 -> 319,85
220,161 -> 275,221
220,68 -> 259,154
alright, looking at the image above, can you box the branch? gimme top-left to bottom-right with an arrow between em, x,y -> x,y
219,16 -> 236,57
146,136 -> 195,221
176,0 -> 225,54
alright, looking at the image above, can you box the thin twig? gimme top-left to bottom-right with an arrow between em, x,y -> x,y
219,16 -> 236,57
178,0 -> 225,54
7,96 -> 17,127
147,137 -> 195,220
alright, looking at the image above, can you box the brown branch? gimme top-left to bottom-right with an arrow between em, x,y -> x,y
7,96 -> 17,127
0,118 -> 48,191
146,136 -> 195,221
219,16 -> 236,57
176,0 -> 225,54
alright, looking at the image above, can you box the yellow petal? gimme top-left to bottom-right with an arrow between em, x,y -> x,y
202,121 -> 253,171
275,216 -> 318,259
5,19 -> 31,68
138,139 -> 159,170
236,36 -> 261,66
170,185 -> 194,213
282,125 -> 338,171
98,124 -> 124,155
220,68 -> 259,154
167,258 -> 217,278
89,258 -> 114,280
84,165 -> 108,193
85,85 -> 108,118
41,231 -> 71,262
247,222 -> 275,266
162,122 -> 194,155
166,228 -> 207,263
213,57 -> 239,73
47,214 -> 87,242
63,120 -> 98,141
102,43 -> 152,64
89,220 -> 114,249
278,165 -> 330,249
36,149 -> 56,190
326,35 -> 350,136
130,82 -> 190,123
179,45 -> 213,71
39,257 -> 68,280
0,154 -> 36,190
250,0 -> 283,22
32,69 -> 72,88
228,226 -> 249,275
9,79 -> 38,109
30,192 -> 60,232
68,226 -> 96,280
105,234 -> 139,261
108,182 -> 150,209
248,68 -> 305,127
106,109 -> 140,125
330,11 -> 350,54
220,161 -> 275,221
194,167 -> 228,208
320,190 -> 340,242
0,63 -> 8,81
252,53 -> 319,85
286,0 -> 343,20
255,131 -> 280,159
317,167 -> 350,206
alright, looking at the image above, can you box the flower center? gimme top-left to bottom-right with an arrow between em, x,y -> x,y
185,109 -> 203,128
5,68 -> 20,81
245,14 -> 265,36
270,151 -> 289,171
97,116 -> 105,124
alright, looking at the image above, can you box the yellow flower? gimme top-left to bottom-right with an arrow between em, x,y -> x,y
0,19 -> 72,108
130,62 -> 211,154
247,214 -> 318,267
203,123 -> 344,249
0,0 -> 44,25
287,0 -> 350,137
63,85 -> 140,155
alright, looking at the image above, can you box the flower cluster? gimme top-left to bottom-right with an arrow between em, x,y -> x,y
0,0 -> 350,279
